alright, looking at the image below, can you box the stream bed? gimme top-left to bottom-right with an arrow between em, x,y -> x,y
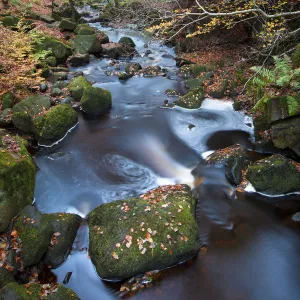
33,23 -> 300,300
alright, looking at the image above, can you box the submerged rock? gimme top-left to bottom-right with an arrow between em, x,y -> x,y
81,86 -> 112,114
246,154 -> 300,195
88,184 -> 199,281
71,34 -> 102,54
12,95 -> 51,133
68,76 -> 91,101
205,145 -> 250,185
33,104 -> 78,146
174,87 -> 205,109
0,133 -> 35,233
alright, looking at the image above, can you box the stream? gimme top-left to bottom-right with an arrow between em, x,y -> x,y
33,21 -> 300,300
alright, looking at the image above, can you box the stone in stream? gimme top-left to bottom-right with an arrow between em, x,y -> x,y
118,36 -> 135,48
59,18 -> 77,31
11,95 -> 51,133
118,73 -> 132,80
102,43 -> 133,59
68,53 -> 90,67
88,184 -> 200,281
81,86 -> 112,114
68,76 -> 91,101
71,34 -> 102,54
204,145 -> 250,186
125,63 -> 142,75
139,66 -> 164,77
0,268 -> 15,289
246,154 -> 300,195
0,133 -> 36,233
174,87 -> 205,109
178,64 -> 207,79
33,104 -> 78,146
97,32 -> 109,44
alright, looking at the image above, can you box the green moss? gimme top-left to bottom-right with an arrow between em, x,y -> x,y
178,64 -> 207,79
118,73 -> 132,80
68,76 -> 91,101
45,56 -> 57,67
0,133 -> 36,233
1,92 -> 14,110
246,154 -> 300,195
88,184 -> 199,281
0,109 -> 12,127
71,34 -> 102,54
48,285 -> 79,300
184,78 -> 204,90
0,282 -> 40,299
292,44 -> 300,68
174,87 -> 205,109
33,104 -> 78,146
125,63 -> 142,74
74,24 -> 95,35
0,268 -> 15,289
81,86 -> 112,114
12,95 -> 51,133
59,18 -> 77,31
119,37 -> 135,48
0,16 -> 19,27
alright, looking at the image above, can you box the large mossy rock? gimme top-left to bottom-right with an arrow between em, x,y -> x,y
81,86 -> 112,114
205,145 -> 250,186
271,116 -> 300,155
88,184 -> 200,281
178,64 -> 207,79
118,36 -> 135,48
174,87 -> 205,109
246,154 -> 300,195
12,95 -> 51,133
68,53 -> 90,67
0,282 -> 40,299
0,16 -> 19,27
74,24 -> 95,35
0,268 -> 15,289
0,133 -> 35,233
71,34 -> 102,54
48,285 -> 79,299
43,213 -> 81,268
97,32 -> 109,44
36,37 -> 72,63
33,104 -> 78,146
184,78 -> 204,90
59,18 -> 77,31
125,63 -> 142,75
102,43 -> 128,59
68,76 -> 91,101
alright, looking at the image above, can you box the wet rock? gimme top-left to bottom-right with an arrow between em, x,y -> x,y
119,36 -> 135,48
35,37 -> 72,63
0,282 -> 40,299
40,83 -> 48,92
51,88 -> 62,97
102,42 -> 130,59
0,133 -> 35,233
97,31 -> 109,44
43,213 -> 81,268
174,87 -> 205,109
81,86 -> 112,114
0,268 -> 15,289
175,57 -> 193,67
184,78 -> 204,90
118,73 -> 132,80
0,109 -> 12,127
178,64 -> 207,79
48,285 -> 79,299
162,54 -> 174,59
60,97 -> 74,104
246,154 -> 300,195
144,50 -> 152,56
125,63 -> 142,74
205,145 -> 250,185
59,18 -> 77,31
71,34 -> 102,54
33,104 -> 78,146
1,92 -> 14,109
68,76 -> 91,101
68,53 -> 90,67
88,184 -> 199,281
72,71 -> 84,77
12,95 -> 51,133
74,23 -> 95,35
271,116 -> 300,156
140,66 -> 164,77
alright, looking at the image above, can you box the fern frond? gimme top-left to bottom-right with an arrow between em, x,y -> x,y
286,95 -> 300,116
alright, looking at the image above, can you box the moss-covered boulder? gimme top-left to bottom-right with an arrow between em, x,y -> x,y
125,63 -> 142,75
174,87 -> 205,109
71,34 -> 102,54
246,155 -> 300,195
102,43 -> 128,59
59,18 -> 77,31
205,145 -> 250,185
0,16 -> 19,27
74,23 -> 95,35
0,268 -> 15,289
184,78 -> 204,90
43,213 -> 81,268
33,104 -> 78,146
140,66 -> 164,77
0,282 -> 40,299
68,76 -> 91,101
0,109 -> 12,127
36,37 -> 72,63
178,64 -> 207,79
1,92 -> 14,110
12,95 -> 51,133
45,56 -> 57,67
68,53 -> 90,67
292,44 -> 300,68
88,184 -> 200,281
119,36 -> 135,48
48,285 -> 79,299
97,32 -> 109,44
0,133 -> 36,233
81,86 -> 112,114
118,73 -> 132,80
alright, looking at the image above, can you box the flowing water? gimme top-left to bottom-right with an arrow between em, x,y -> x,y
33,21 -> 300,300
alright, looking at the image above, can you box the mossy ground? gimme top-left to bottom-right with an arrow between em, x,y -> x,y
88,184 -> 199,281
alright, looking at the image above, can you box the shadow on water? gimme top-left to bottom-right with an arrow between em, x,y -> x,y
33,19 -> 300,300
